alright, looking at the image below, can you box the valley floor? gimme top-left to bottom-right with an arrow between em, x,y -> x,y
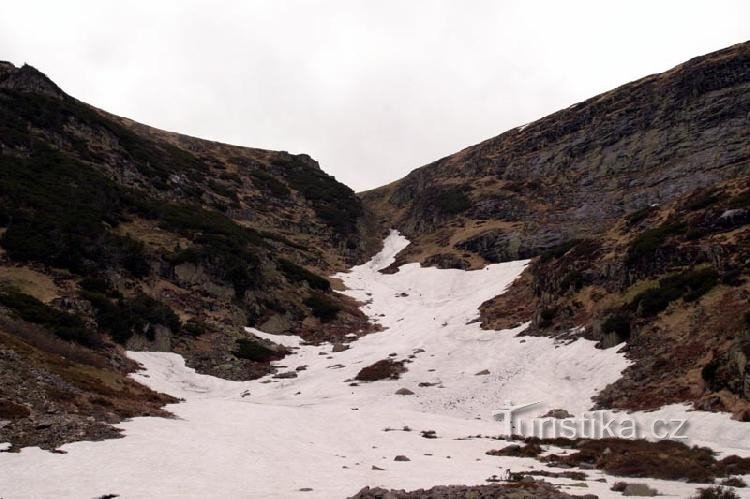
1,232 -> 749,498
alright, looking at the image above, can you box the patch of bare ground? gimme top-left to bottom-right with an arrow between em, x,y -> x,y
0,318 -> 176,451
480,268 -> 538,330
505,437 -> 750,483
349,479 -> 588,499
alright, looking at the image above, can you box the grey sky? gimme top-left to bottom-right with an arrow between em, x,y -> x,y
2,1 -> 748,191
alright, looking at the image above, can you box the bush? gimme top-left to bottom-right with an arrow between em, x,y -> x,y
278,259 -> 330,291
721,477 -> 746,488
79,277 -> 109,294
684,190 -> 720,211
601,312 -> 632,340
0,290 -> 99,348
82,291 -> 180,344
559,270 -> 586,291
539,240 -> 582,263
278,156 -> 362,236
626,223 -> 685,263
249,169 -> 290,198
691,486 -> 740,499
182,320 -> 208,337
631,268 -> 719,317
625,205 -> 657,226
303,293 -> 341,322
539,307 -> 556,328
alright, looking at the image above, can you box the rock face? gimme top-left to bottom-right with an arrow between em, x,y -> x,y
362,41 -> 750,267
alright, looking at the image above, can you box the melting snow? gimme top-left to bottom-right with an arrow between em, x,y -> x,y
1,231 -> 749,498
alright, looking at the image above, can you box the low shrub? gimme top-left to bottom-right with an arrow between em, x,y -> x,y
691,486 -> 740,499
538,307 -> 556,328
182,320 -> 209,337
721,477 -> 747,488
625,205 -> 657,226
249,169 -> 290,198
539,240 -> 582,264
601,312 -> 632,340
83,291 -> 180,344
0,290 -> 99,348
303,293 -> 341,322
631,268 -> 719,317
626,223 -> 685,263
684,190 -> 720,211
278,259 -> 330,291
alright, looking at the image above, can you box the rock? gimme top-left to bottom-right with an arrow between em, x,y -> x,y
272,371 -> 298,379
622,483 -> 659,496
355,359 -> 406,381
332,343 -> 349,353
475,369 -> 491,376
393,455 -> 411,461
395,388 -> 414,396
371,465 -> 385,471
420,430 -> 437,439
298,488 -> 313,492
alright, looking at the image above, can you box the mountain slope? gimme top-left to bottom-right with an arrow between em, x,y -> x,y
0,62 -> 377,449
363,41 -> 750,269
362,41 -> 750,417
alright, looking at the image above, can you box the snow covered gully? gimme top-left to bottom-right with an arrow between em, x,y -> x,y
1,231 -> 749,498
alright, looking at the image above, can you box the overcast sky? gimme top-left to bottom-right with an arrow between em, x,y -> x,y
2,1 -> 748,191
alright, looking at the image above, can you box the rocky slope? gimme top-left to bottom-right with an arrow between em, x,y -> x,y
362,41 -> 750,269
362,41 -> 750,416
0,62 -> 377,448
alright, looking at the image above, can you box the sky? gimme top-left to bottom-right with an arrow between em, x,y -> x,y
1,1 -> 748,191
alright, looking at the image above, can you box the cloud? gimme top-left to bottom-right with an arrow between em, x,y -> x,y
1,0 -> 748,190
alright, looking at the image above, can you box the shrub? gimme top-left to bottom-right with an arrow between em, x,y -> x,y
601,312 -> 632,340
721,477 -> 746,488
278,156 -> 362,236
559,270 -> 586,291
691,486 -> 740,499
278,259 -> 330,291
539,240 -> 582,263
0,290 -> 99,348
631,268 -> 719,317
182,320 -> 208,337
249,169 -> 290,198
303,293 -> 341,322
82,291 -> 180,344
625,205 -> 657,226
79,277 -> 109,294
684,190 -> 720,211
539,307 -> 556,328
432,186 -> 472,215
626,223 -> 685,263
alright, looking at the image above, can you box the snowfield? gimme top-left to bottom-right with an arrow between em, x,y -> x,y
1,231 -> 749,498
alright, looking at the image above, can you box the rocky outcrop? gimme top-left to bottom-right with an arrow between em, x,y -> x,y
362,41 -> 750,267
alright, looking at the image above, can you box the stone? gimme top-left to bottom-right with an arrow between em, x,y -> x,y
395,388 -> 414,396
623,483 -> 659,496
